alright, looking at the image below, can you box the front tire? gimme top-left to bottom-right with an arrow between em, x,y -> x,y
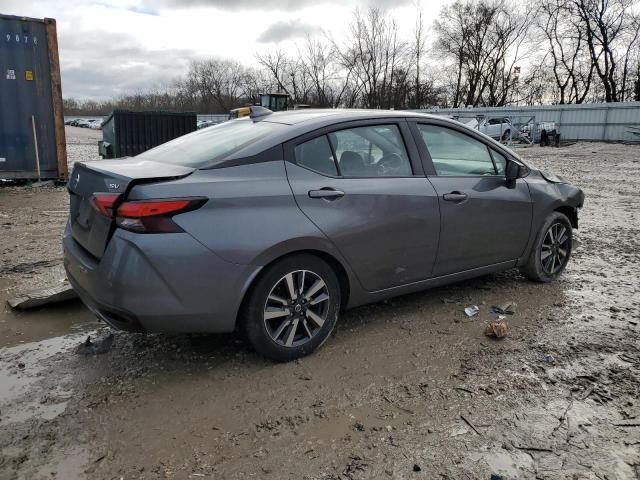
520,212 -> 573,282
240,254 -> 341,362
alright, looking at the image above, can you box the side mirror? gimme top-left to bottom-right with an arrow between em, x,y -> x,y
505,161 -> 521,189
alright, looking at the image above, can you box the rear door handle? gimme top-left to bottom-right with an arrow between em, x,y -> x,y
308,188 -> 345,199
443,191 -> 468,202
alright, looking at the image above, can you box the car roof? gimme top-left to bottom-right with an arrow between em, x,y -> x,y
260,108 -> 441,126
220,108 -> 522,164
225,109 -> 452,158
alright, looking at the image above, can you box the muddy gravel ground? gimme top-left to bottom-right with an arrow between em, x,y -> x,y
1,131 -> 639,479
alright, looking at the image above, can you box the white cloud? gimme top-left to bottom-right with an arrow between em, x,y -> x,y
0,0 -> 452,98
257,20 -> 322,43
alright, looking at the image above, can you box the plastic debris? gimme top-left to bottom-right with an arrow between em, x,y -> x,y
76,334 -> 115,355
464,305 -> 480,317
484,320 -> 508,339
544,354 -> 556,363
8,282 -> 78,310
490,302 -> 517,315
31,179 -> 55,188
413,464 -> 422,472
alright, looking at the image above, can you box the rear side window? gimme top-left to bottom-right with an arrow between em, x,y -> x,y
417,124 -> 497,176
294,136 -> 338,176
136,119 -> 285,168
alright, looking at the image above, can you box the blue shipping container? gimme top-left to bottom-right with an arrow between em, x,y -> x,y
0,14 -> 67,179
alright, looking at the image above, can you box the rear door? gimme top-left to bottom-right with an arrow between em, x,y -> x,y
284,119 -> 440,292
411,121 -> 532,276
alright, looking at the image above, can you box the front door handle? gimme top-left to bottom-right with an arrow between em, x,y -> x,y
443,191 -> 468,203
308,188 -> 345,200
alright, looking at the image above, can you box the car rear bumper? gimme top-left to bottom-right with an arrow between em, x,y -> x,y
63,222 -> 261,333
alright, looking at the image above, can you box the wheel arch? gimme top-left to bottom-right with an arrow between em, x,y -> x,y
554,205 -> 578,228
236,248 -> 353,329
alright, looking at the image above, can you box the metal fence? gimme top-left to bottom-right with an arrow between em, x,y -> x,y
415,102 -> 640,142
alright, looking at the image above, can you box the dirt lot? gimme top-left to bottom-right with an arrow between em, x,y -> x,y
1,129 -> 639,479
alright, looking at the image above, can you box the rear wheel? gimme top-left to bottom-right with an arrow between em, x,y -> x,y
520,212 -> 573,282
240,254 -> 341,362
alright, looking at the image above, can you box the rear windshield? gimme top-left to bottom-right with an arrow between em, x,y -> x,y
136,119 -> 285,168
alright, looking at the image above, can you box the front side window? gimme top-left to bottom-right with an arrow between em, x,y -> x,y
417,124 -> 497,176
328,125 -> 412,177
491,149 -> 508,175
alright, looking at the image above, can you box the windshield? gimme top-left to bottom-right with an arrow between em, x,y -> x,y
136,119 -> 285,168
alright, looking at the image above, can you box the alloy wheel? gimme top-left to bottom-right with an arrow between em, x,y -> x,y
541,222 -> 570,275
263,270 -> 330,348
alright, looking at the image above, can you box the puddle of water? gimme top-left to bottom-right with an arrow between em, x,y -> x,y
0,330 -> 97,424
0,301 -> 95,349
37,447 -> 90,479
470,450 -> 534,477
5,400 -> 68,424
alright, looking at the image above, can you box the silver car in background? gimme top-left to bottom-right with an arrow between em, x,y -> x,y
64,108 -> 584,361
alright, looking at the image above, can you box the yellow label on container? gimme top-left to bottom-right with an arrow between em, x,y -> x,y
25,70 -> 33,81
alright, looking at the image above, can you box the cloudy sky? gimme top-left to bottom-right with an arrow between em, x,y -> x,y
2,0 -> 452,99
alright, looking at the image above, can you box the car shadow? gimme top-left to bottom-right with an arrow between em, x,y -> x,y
92,268 -> 533,372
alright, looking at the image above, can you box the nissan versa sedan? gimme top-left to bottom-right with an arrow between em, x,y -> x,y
64,108 -> 584,362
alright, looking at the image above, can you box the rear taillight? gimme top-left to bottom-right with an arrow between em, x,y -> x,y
117,200 -> 193,218
91,193 -> 120,216
115,198 -> 206,233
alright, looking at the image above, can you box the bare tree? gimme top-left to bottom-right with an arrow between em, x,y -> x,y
634,60 -> 640,100
410,5 -> 428,108
620,11 -> 640,101
435,0 -> 533,107
574,0 -> 636,102
333,8 -> 409,109
255,50 -> 291,95
481,4 -> 533,106
538,0 -> 595,103
433,1 -> 474,106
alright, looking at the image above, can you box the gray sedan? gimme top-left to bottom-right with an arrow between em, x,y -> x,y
64,108 -> 584,361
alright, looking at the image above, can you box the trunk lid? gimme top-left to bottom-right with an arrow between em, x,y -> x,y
67,159 -> 195,258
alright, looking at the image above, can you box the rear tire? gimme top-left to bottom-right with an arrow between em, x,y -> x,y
520,212 -> 573,282
240,254 -> 341,362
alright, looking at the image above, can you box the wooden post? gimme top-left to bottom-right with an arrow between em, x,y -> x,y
31,115 -> 41,181
45,18 -> 68,178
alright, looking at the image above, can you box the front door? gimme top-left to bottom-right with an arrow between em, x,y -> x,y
413,122 -> 532,276
285,121 -> 440,292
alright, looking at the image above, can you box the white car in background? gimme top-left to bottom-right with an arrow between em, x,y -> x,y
478,117 -> 513,140
197,120 -> 216,130
88,119 -> 103,130
455,116 -> 513,141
